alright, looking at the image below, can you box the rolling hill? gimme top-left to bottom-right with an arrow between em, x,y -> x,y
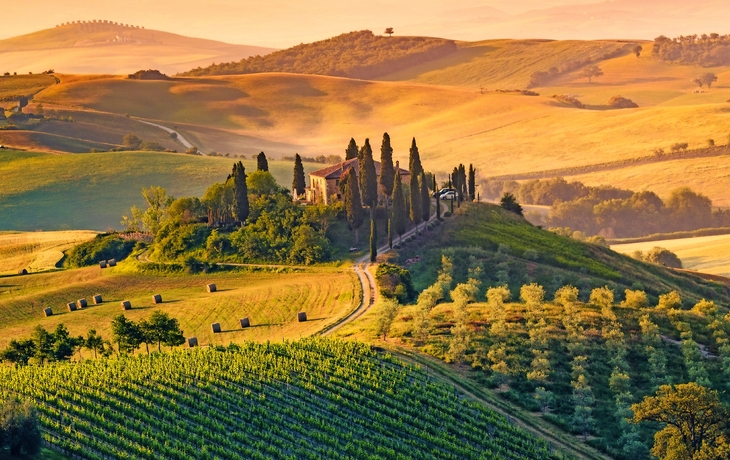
0,22 -> 276,75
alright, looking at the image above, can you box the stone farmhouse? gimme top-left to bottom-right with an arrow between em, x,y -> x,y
304,158 -> 410,204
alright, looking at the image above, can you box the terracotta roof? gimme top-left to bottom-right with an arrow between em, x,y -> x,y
310,159 -> 410,179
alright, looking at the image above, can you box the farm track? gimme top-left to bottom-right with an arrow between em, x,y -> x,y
136,119 -> 194,149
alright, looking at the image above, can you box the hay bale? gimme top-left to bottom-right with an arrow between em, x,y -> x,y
108,259 -> 117,267
67,302 -> 77,312
99,260 -> 107,269
239,317 -> 250,328
121,300 -> 132,310
43,308 -> 53,317
211,323 -> 221,333
297,312 -> 307,322
77,298 -> 88,309
187,337 -> 198,347
18,268 -> 28,275
152,294 -> 162,304
206,284 -> 217,293
93,294 -> 103,304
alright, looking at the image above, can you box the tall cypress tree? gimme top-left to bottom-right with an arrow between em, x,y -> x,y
420,172 -> 430,229
256,152 -> 269,171
409,170 -> 422,232
459,164 -> 467,203
408,137 -> 423,177
379,133 -> 395,198
344,167 -> 364,244
468,164 -> 476,201
292,154 -> 306,198
345,138 -> 359,160
370,209 -> 377,262
232,161 -> 249,224
359,139 -> 378,207
392,168 -> 407,244
452,167 -> 460,206
433,174 -> 441,220
387,216 -> 393,249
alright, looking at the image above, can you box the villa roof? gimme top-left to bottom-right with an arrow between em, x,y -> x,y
309,158 -> 410,179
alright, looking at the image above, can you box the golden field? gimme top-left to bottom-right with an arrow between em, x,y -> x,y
0,231 -> 97,275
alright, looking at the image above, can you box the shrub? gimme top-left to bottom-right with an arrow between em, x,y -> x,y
644,247 -> 683,268
443,211 -> 452,217
65,234 -> 136,267
607,95 -> 638,108
376,263 -> 415,303
551,94 -> 585,109
140,141 -> 165,151
155,224 -> 211,260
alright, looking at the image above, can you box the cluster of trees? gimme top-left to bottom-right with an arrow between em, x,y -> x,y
375,263 -> 416,304
282,154 -> 342,164
0,399 -> 41,457
109,313 -> 185,354
0,324 -> 85,365
64,233 -> 136,268
181,30 -> 457,80
122,134 -> 165,151
653,34 -> 730,67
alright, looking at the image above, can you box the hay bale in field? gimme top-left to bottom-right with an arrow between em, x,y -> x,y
77,298 -> 88,309
206,283 -> 217,293
108,259 -> 117,267
188,337 -> 198,347
211,323 -> 221,333
152,294 -> 162,304
67,302 -> 77,312
93,294 -> 103,304
239,317 -> 250,328
43,308 -> 53,317
18,268 -> 28,275
297,312 -> 307,322
121,300 -> 132,310
99,260 -> 107,269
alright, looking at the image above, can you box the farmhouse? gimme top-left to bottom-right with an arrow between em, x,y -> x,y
304,158 -> 410,204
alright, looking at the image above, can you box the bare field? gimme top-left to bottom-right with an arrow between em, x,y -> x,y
0,230 -> 97,275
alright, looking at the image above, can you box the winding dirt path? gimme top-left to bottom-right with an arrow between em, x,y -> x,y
136,119 -> 194,150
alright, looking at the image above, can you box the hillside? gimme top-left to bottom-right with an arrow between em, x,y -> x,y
180,30 -> 458,79
0,230 -> 97,275
0,339 -> 562,459
0,22 -> 276,75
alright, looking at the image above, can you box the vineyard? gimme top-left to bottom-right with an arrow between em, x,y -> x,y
0,338 -> 563,459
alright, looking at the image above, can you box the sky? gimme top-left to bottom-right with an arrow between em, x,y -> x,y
3,0 -> 729,47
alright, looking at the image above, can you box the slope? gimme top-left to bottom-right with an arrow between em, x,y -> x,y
0,339 -> 563,459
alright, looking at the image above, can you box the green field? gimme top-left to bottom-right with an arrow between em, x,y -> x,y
0,150 -> 315,231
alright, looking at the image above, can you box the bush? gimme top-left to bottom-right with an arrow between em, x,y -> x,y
0,399 -> 41,456
607,95 -> 638,108
376,263 -> 415,303
443,211 -> 452,217
140,141 -> 165,151
65,234 -> 136,267
551,94 -> 585,109
155,224 -> 211,260
644,246 -> 683,268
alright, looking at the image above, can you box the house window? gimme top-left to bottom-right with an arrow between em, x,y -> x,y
335,180 -> 339,185
337,194 -> 342,199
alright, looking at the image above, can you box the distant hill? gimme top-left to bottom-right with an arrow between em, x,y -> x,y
0,21 -> 276,75
181,30 -> 458,79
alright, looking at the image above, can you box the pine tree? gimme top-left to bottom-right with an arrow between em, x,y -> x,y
420,172 -> 430,229
392,168 -> 407,244
380,133 -> 395,198
344,167 -> 364,243
370,209 -> 377,262
409,170 -> 422,232
345,138 -> 358,160
256,152 -> 268,171
359,139 -> 378,207
292,154 -> 306,198
468,164 -> 476,201
232,162 -> 249,224
409,137 -> 423,177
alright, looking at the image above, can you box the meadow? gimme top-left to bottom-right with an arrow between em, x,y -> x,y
0,230 -> 97,275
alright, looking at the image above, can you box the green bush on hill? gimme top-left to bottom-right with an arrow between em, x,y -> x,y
376,263 -> 416,303
64,233 -> 135,268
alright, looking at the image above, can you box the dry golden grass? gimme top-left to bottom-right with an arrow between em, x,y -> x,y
611,234 -> 730,278
0,231 -> 97,275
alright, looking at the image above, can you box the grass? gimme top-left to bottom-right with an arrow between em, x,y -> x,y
0,74 -> 57,104
0,261 -> 358,350
612,234 -> 730,277
0,230 -> 97,275
0,149 -> 316,231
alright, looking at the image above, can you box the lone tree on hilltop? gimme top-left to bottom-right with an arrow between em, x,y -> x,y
292,153 -> 306,199
256,151 -> 269,171
633,45 -> 643,57
345,138 -> 358,160
582,65 -> 604,83
385,27 -> 394,37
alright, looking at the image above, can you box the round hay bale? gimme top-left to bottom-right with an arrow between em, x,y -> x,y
43,308 -> 53,317
93,294 -> 103,304
152,294 -> 162,304
108,259 -> 117,267
239,317 -> 250,328
211,323 -> 222,333
99,260 -> 107,269
187,337 -> 198,347
67,302 -> 77,312
121,300 -> 132,310
77,298 -> 88,309
297,312 -> 307,322
206,284 -> 217,293
18,268 -> 28,275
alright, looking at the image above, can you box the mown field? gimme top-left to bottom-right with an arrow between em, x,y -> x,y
0,150 -> 315,230
0,262 -> 358,350
0,230 -> 97,275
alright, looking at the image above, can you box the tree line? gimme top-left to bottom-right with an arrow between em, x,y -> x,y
653,33 -> 730,67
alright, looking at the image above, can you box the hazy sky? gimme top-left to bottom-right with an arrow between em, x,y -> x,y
3,0 -> 728,47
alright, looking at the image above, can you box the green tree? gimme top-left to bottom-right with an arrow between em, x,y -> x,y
420,172 -> 430,228
122,133 -> 142,150
572,374 -> 595,440
30,325 -> 53,363
359,138 -> 378,207
700,72 -> 718,88
292,154 -> 306,198
233,161 -> 249,223
84,329 -> 108,359
0,340 -> 35,366
256,152 -> 269,171
290,225 -> 331,264
111,315 -> 143,354
392,170 -> 407,244
344,167 -> 364,243
433,175 -> 441,220
50,324 -> 82,361
140,186 -> 173,235
345,138 -> 358,160
246,170 -> 279,196
379,133 -> 395,198
582,65 -> 604,83
500,192 -> 523,216
468,164 -> 476,201
370,211 -> 377,262
409,171 -> 422,232
458,164 -> 467,203
375,298 -> 399,340
0,399 -> 41,456
140,311 -> 185,352
408,137 -> 423,177
384,27 -> 394,37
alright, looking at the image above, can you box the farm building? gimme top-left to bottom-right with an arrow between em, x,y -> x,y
303,159 -> 409,205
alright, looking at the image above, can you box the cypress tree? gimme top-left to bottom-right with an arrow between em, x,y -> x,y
452,167 -> 460,207
370,209 -> 377,262
408,137 -> 423,177
359,139 -> 378,207
233,162 -> 249,224
468,164 -> 476,201
409,170 -> 422,232
292,154 -> 306,198
434,175 -> 441,220
459,164 -> 467,203
344,167 -> 364,243
345,138 -> 358,160
387,216 -> 393,249
256,152 -> 268,171
420,172 -> 430,229
379,133 -> 395,198
392,168 -> 407,244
